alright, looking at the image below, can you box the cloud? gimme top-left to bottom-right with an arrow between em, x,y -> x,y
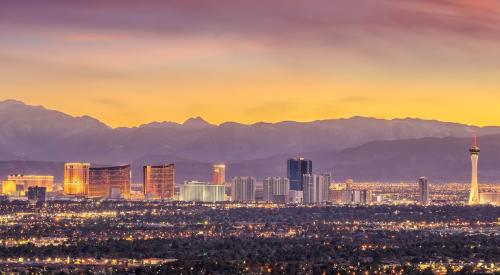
1,1 -> 499,43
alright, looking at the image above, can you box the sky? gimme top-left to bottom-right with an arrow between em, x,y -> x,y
1,0 -> 500,127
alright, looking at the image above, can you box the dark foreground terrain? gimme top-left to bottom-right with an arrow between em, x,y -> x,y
0,201 -> 498,274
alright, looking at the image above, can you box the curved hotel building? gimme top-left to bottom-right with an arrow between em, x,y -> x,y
89,165 -> 131,199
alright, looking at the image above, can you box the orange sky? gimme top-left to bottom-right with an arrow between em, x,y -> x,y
1,0 -> 500,127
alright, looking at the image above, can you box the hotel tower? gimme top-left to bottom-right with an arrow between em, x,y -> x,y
64,163 -> 90,196
211,164 -> 226,185
469,135 -> 480,205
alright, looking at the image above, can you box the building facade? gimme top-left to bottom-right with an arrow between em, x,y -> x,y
231,176 -> 256,202
343,190 -> 372,205
418,177 -> 430,205
1,180 -> 21,196
263,177 -> 290,204
287,158 -> 312,191
212,164 -> 226,185
179,181 -> 225,203
64,163 -> 90,196
143,164 -> 175,199
89,165 -> 131,199
7,175 -> 53,193
27,186 -> 46,203
479,192 -> 500,205
303,174 -> 330,204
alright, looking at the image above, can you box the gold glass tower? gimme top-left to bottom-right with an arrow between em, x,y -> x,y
469,136 -> 480,205
144,164 -> 175,199
212,164 -> 226,185
64,163 -> 90,196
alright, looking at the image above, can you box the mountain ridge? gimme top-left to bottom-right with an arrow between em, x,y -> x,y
2,134 -> 499,183
1,99 -> 500,180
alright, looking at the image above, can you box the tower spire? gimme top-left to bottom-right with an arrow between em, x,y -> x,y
469,134 -> 480,205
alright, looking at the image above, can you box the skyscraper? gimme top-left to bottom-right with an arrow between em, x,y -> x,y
287,158 -> 312,191
89,165 -> 131,199
231,176 -> 256,202
303,174 -> 330,204
418,177 -> 430,205
212,164 -> 226,185
64,163 -> 90,196
263,177 -> 290,204
469,135 -> 480,205
143,164 -> 175,199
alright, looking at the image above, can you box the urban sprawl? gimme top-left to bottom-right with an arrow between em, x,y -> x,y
0,142 -> 498,274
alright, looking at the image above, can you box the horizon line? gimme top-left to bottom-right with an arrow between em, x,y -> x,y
0,98 -> 496,129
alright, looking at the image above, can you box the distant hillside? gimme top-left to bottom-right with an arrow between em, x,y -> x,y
1,99 -> 500,166
2,135 -> 500,183
226,135 -> 500,183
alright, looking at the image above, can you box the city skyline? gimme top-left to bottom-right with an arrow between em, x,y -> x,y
1,2 -> 499,273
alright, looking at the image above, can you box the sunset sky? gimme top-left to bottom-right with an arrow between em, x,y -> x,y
1,0 -> 500,127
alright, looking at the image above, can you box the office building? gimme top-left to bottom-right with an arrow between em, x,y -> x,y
329,189 -> 344,204
89,165 -> 131,199
328,183 -> 344,204
418,177 -> 430,205
263,177 -> 290,204
7,175 -> 53,193
64,163 -> 90,196
27,186 -> 46,203
143,164 -> 175,199
212,164 -> 226,185
303,174 -> 330,204
231,177 -> 256,202
287,158 -> 312,191
469,136 -> 480,205
179,181 -> 225,203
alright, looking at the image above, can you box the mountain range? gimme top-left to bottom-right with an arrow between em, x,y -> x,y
0,99 -> 499,183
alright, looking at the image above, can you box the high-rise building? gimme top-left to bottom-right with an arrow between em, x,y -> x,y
143,164 -> 175,199
469,136 -> 480,205
27,186 -> 46,203
7,175 -> 53,193
64,163 -> 90,196
212,164 -> 226,185
231,176 -> 256,202
303,174 -> 330,204
263,177 -> 290,204
418,177 -> 430,205
343,190 -> 372,205
179,181 -> 225,203
287,158 -> 312,191
89,165 -> 131,199
328,183 -> 344,204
